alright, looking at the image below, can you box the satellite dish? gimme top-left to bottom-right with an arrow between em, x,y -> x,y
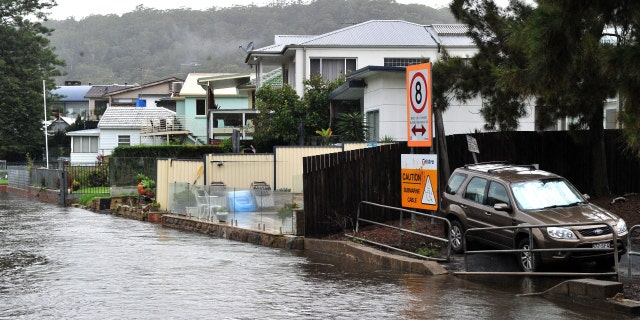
241,41 -> 254,53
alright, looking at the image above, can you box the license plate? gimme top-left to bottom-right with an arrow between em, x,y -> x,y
592,242 -> 610,249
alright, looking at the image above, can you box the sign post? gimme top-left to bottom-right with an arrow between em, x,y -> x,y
466,135 -> 479,164
406,63 -> 433,147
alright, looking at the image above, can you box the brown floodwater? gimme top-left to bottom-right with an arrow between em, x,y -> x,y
0,192 -> 633,319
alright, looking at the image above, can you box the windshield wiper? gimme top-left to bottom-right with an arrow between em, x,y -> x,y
543,202 -> 583,209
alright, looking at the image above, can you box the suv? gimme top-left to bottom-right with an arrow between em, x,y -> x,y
440,162 -> 628,272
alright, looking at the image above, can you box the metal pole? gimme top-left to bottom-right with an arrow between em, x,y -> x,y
43,80 -> 49,169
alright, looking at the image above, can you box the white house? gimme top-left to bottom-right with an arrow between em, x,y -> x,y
67,106 -> 177,164
247,20 -> 584,140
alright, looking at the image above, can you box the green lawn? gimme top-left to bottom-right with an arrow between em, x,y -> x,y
0,180 -> 7,185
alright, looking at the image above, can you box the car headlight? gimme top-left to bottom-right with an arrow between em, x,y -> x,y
616,219 -> 628,235
547,227 -> 577,239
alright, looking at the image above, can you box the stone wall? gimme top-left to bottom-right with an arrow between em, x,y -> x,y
162,214 -> 304,249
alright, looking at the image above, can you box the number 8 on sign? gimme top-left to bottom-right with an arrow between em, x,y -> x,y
410,72 -> 427,113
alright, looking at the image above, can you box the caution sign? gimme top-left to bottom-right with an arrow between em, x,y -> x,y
401,154 -> 438,211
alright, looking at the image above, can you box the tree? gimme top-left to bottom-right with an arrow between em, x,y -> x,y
254,76 -> 346,150
0,1 -> 65,160
302,74 -> 344,137
253,84 -> 304,151
449,0 -> 622,196
334,112 -> 368,142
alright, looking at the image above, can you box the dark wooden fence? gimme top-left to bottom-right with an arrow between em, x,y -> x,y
302,130 -> 640,237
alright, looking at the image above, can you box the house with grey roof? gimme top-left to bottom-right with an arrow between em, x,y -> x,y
67,106 -> 179,164
245,20 -> 537,140
83,77 -> 183,121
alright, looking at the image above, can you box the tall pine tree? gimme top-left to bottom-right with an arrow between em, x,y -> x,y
0,1 -> 65,161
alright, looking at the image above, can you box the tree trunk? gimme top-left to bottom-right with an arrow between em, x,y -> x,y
589,104 -> 609,196
434,106 -> 450,194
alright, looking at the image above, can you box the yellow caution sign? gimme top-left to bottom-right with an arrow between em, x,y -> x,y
401,154 -> 438,211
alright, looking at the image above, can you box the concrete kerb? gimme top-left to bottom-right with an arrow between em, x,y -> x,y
303,238 -> 448,276
519,278 -> 640,315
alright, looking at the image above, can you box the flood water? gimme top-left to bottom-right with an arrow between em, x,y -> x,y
0,192 -> 633,319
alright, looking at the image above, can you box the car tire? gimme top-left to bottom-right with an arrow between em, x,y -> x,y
449,219 -> 465,254
518,237 -> 539,272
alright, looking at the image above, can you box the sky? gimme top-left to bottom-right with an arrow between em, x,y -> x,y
47,0 -> 459,20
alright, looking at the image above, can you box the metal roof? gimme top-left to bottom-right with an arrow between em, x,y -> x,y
329,66 -> 405,100
104,77 -> 183,96
85,85 -> 136,98
197,73 -> 251,90
297,20 -> 438,47
250,20 -> 474,57
179,73 -> 242,96
97,106 -> 176,129
66,128 -> 100,136
427,24 -> 474,47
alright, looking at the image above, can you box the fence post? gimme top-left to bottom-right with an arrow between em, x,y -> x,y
58,170 -> 68,206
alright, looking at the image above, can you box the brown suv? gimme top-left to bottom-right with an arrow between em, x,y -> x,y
440,162 -> 628,272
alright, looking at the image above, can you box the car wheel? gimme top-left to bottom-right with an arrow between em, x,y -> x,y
518,237 -> 539,272
449,219 -> 465,254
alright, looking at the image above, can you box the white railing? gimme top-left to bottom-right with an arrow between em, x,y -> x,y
140,115 -> 187,134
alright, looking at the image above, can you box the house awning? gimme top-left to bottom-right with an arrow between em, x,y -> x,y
328,79 -> 366,100
329,66 -> 405,101
197,73 -> 252,91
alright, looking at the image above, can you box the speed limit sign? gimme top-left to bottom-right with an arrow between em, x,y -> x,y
406,63 -> 432,147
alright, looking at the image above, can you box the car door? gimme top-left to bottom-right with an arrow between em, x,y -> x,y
484,181 -> 516,248
461,177 -> 490,241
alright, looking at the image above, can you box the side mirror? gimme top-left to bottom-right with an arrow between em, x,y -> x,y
494,203 -> 512,213
582,194 -> 591,201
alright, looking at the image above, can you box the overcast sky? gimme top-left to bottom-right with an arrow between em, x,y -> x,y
47,0 -> 460,20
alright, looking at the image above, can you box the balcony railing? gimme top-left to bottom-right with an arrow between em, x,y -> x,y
140,115 -> 187,135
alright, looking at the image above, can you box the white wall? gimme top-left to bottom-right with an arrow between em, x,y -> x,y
362,73 -> 407,141
362,73 -> 537,139
99,129 -> 154,156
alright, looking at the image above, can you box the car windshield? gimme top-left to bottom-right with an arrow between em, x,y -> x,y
510,178 -> 584,210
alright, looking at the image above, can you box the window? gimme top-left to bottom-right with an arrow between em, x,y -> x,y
310,58 -> 356,81
464,177 -> 488,204
384,58 -> 426,67
72,136 -> 98,153
118,135 -> 131,146
196,99 -> 206,116
486,182 -> 510,206
366,110 -> 379,141
445,173 -> 467,195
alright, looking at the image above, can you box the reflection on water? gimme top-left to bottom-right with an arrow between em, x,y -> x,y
0,192 -> 633,319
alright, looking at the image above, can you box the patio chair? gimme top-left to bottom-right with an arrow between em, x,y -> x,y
206,182 -> 228,209
251,181 -> 274,208
192,188 -> 212,219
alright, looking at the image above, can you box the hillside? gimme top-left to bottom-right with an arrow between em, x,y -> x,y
43,0 -> 455,85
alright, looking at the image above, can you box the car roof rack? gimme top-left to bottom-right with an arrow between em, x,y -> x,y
463,161 -> 508,169
487,164 -> 537,173
464,161 -> 538,173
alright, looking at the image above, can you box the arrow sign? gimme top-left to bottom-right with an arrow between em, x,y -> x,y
412,125 -> 426,136
406,63 -> 432,147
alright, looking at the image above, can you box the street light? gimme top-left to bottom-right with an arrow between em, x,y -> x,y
43,80 -> 49,169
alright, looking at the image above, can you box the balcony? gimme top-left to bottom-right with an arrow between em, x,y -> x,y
140,115 -> 189,136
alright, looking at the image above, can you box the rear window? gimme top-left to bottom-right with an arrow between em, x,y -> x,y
445,173 -> 467,195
